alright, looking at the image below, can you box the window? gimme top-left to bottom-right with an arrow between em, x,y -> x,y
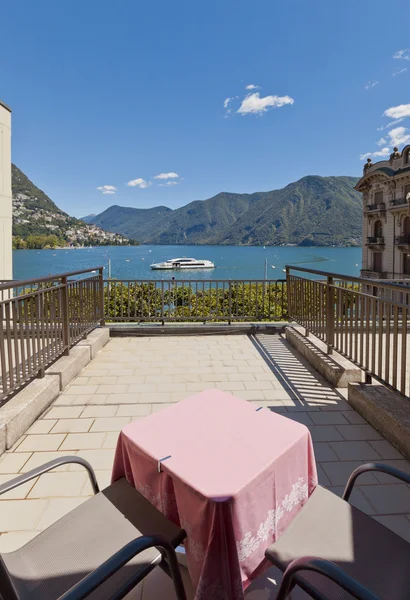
405,184 -> 410,200
374,220 -> 383,238
404,217 -> 410,236
404,254 -> 410,275
374,191 -> 383,204
373,252 -> 382,272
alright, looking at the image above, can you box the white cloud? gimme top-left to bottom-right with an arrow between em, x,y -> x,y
154,172 -> 180,180
224,97 -> 232,108
159,181 -> 180,187
360,147 -> 390,160
127,178 -> 151,189
245,84 -> 260,90
387,126 -> 410,147
393,49 -> 410,61
377,137 -> 387,146
383,103 -> 410,119
393,67 -> 408,77
377,118 -> 405,131
97,185 -> 117,195
364,80 -> 379,90
237,92 -> 294,115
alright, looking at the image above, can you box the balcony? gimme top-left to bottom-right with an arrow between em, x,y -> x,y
395,234 -> 410,247
366,236 -> 384,246
360,269 -> 387,279
389,198 -> 407,208
1,267 -> 410,597
366,202 -> 386,213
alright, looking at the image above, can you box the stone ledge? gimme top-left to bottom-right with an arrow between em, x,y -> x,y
78,327 -> 110,357
286,326 -> 362,388
110,323 -> 286,337
46,346 -> 90,390
349,383 -> 410,461
0,328 -> 110,454
0,376 -> 60,449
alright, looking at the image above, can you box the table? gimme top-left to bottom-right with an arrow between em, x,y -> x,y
112,390 -> 317,600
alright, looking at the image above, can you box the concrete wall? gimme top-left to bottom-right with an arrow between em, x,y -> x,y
0,101 -> 12,281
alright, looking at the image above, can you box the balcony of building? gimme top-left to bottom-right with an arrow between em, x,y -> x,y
366,236 -> 384,246
360,269 -> 387,279
366,202 -> 386,214
1,267 -> 410,598
395,234 -> 410,248
389,198 -> 408,209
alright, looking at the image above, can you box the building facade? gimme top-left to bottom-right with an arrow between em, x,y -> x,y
355,145 -> 410,280
0,100 -> 12,281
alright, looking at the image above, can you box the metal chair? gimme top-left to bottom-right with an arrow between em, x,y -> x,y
265,462 -> 410,600
0,456 -> 187,600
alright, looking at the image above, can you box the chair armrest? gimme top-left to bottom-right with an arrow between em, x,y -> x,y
0,456 -> 99,496
275,556 -> 381,600
343,462 -> 410,501
56,535 -> 187,600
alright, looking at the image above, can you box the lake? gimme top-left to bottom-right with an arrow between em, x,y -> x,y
12,245 -> 362,281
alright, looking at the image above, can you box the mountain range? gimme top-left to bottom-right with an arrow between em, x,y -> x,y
83,175 -> 362,246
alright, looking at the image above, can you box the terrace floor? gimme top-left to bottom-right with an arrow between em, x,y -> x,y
1,333 -> 410,598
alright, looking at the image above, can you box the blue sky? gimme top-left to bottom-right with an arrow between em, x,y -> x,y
2,0 -> 410,216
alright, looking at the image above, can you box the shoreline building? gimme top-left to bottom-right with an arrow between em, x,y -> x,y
0,100 -> 12,280
355,146 -> 410,281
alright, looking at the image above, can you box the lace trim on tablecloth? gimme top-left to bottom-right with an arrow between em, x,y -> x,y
195,576 -> 244,600
180,518 -> 206,562
236,477 -> 309,562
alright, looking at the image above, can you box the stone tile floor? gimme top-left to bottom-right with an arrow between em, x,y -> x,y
1,332 -> 410,598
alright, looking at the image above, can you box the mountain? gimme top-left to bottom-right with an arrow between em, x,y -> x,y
81,214 -> 97,223
87,175 -> 362,246
12,165 -> 134,248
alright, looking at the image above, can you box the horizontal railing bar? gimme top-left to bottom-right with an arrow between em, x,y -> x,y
0,267 -> 104,291
103,279 -> 287,283
288,274 -> 410,309
286,265 -> 410,293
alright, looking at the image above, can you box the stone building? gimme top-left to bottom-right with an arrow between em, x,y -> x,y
0,100 -> 12,281
355,145 -> 410,280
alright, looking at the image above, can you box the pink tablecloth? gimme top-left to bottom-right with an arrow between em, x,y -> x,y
112,390 -> 317,600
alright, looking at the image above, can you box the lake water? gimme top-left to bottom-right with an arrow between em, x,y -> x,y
12,245 -> 362,281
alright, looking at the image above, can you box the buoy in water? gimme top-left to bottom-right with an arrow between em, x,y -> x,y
126,259 -> 130,262
271,265 -> 276,269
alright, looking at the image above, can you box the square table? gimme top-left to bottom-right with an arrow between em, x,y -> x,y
112,390 -> 317,600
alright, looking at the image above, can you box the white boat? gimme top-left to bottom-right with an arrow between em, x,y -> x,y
150,257 -> 216,270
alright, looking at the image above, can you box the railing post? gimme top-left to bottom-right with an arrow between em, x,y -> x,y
228,281 -> 232,325
326,275 -> 334,354
285,266 -> 291,320
61,276 -> 70,356
99,267 -> 105,326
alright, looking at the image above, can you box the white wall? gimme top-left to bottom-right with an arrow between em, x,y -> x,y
0,102 -> 12,280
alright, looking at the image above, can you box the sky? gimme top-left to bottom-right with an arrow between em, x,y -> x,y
1,0 -> 410,217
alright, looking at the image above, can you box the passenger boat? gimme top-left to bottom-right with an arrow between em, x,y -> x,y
150,257 -> 215,270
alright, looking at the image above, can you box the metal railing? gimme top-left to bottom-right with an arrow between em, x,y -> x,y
395,234 -> 410,245
286,266 -> 410,397
389,198 -> 407,207
0,267 -> 104,403
367,203 -> 386,212
103,279 -> 287,323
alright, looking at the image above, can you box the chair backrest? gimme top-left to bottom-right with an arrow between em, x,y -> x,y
0,556 -> 20,600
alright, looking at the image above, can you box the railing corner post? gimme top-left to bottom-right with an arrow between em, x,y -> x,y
61,275 -> 70,356
98,267 -> 105,326
326,275 -> 335,354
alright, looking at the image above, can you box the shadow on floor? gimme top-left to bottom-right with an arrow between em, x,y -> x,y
250,333 -> 348,410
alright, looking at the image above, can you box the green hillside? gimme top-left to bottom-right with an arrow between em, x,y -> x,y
87,175 -> 362,246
